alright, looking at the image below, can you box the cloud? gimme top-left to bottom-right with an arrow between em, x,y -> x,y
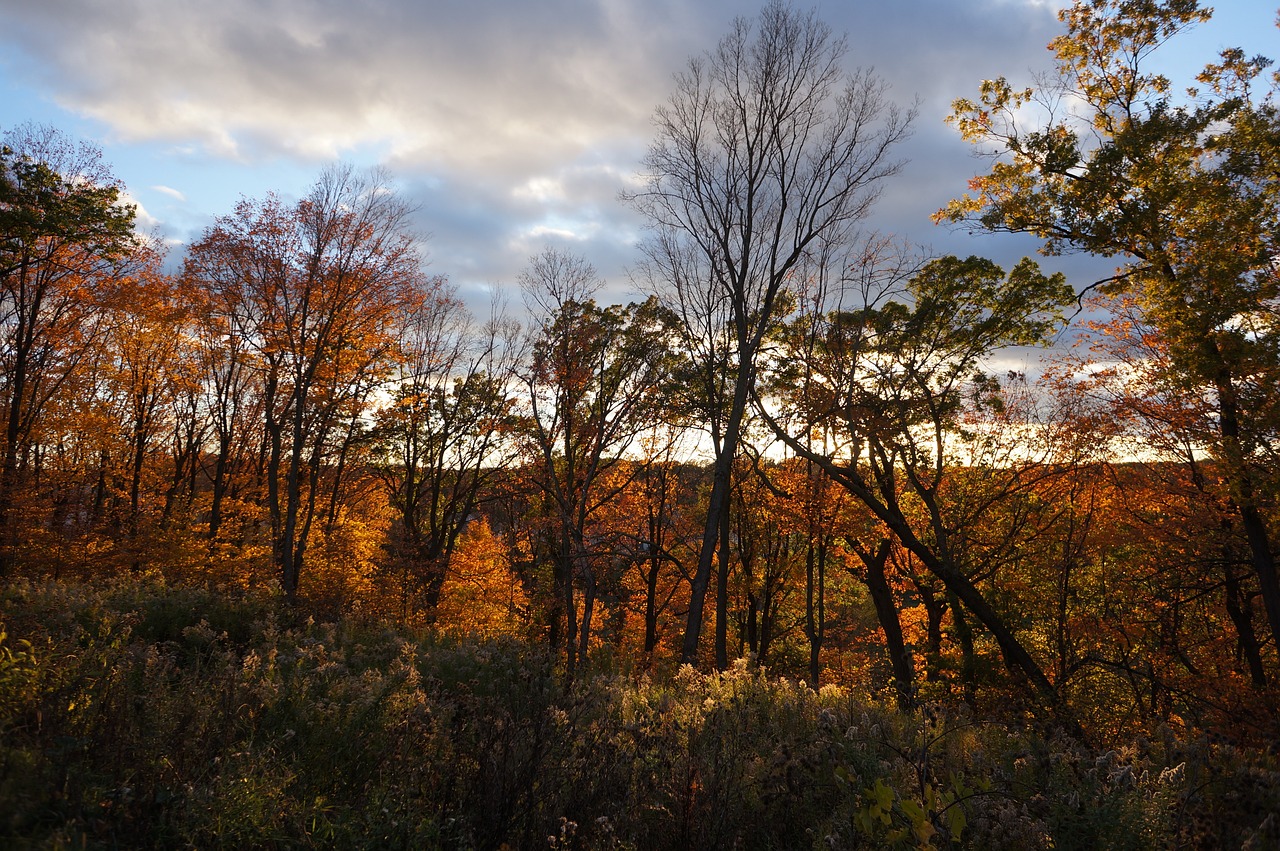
3,0 -> 693,167
1,1 -> 1061,166
0,0 -> 1079,310
118,191 -> 160,231
151,184 -> 186,202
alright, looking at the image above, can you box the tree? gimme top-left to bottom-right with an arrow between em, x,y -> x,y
761,254 -> 1077,716
627,0 -> 914,665
601,443 -> 702,659
728,458 -> 802,667
185,165 -> 427,600
938,0 -> 1280,672
517,248 -> 671,675
1053,296 -> 1276,693
187,264 -> 262,549
431,516 -> 530,638
372,286 -> 520,621
0,124 -> 139,572
846,535 -> 913,710
96,247 -> 194,549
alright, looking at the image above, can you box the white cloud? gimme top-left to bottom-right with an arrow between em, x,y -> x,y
118,191 -> 160,231
523,225 -> 586,243
152,184 -> 186,202
513,177 -> 568,205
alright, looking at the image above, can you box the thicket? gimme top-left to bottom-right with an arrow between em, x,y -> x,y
2,577 -> 1278,850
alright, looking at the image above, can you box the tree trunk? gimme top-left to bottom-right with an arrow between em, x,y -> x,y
264,371 -> 286,592
1223,557 -> 1268,689
714,494 -> 731,670
682,374 -> 750,664
578,565 -> 597,666
949,590 -> 977,705
856,539 -> 913,711
208,432 -> 233,545
643,563 -> 660,654
919,582 -> 946,684
805,533 -> 827,689
0,297 -> 30,574
1209,346 -> 1280,670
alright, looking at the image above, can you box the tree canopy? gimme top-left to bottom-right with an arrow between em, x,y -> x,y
938,0 -> 1280,674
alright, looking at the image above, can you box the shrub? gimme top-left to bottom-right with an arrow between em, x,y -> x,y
1,577 -> 1277,849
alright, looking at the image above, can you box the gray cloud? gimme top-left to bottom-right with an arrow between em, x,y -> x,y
0,0 -> 1078,309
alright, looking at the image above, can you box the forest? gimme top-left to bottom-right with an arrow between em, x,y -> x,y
2,0 -> 1279,847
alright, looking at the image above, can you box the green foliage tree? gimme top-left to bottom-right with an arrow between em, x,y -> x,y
762,254 -> 1076,715
938,0 -> 1280,670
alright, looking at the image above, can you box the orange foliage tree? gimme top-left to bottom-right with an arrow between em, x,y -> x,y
516,248 -> 672,675
0,124 -> 141,573
370,285 -> 520,622
184,166 -> 428,600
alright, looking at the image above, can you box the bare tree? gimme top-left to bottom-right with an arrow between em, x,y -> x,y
625,1 -> 914,665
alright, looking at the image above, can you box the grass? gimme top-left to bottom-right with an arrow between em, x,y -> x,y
1,576 -> 1277,849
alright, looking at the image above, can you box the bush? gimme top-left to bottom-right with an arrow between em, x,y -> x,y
1,577 -> 1277,849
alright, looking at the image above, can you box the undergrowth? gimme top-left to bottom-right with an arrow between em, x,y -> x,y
1,577 -> 1277,849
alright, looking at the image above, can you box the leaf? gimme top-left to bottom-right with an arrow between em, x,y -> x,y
870,778 -> 895,812
900,796 -> 926,826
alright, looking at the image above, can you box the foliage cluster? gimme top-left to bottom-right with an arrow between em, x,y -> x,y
2,579 -> 1279,849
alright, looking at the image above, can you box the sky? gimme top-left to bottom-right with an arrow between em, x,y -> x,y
0,0 -> 1274,328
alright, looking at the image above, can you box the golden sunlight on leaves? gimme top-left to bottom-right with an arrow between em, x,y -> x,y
435,518 -> 529,639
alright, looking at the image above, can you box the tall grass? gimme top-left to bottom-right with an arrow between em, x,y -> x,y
2,577 -> 1277,849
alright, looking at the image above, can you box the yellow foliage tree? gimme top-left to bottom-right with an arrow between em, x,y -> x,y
434,517 -> 529,639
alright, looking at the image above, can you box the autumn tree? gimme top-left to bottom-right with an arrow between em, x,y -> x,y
431,516 -> 530,638
1054,296 -> 1278,700
0,124 -> 140,573
372,286 -> 520,620
728,460 -> 800,666
94,247 -> 195,550
185,165 -> 427,600
517,248 -> 671,674
604,444 -> 703,659
939,0 -> 1280,671
185,268 -> 262,550
626,0 -> 915,665
791,456 -> 850,688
